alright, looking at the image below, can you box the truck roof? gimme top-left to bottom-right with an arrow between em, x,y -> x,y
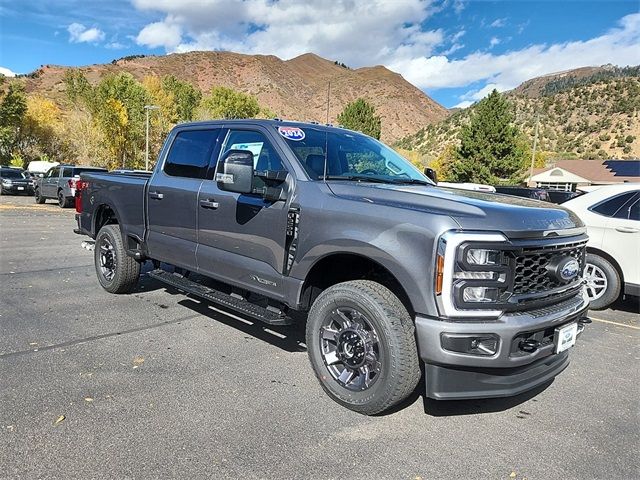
176,118 -> 354,135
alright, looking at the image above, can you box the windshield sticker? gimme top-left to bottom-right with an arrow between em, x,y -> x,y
229,142 -> 264,167
278,126 -> 305,141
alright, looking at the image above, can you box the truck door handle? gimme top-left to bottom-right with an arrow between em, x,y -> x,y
149,191 -> 164,200
200,199 -> 219,209
615,226 -> 639,233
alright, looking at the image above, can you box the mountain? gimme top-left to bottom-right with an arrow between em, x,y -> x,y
20,51 -> 448,142
397,65 -> 640,161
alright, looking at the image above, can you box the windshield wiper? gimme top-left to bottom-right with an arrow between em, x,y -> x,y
388,178 -> 432,186
320,175 -> 391,184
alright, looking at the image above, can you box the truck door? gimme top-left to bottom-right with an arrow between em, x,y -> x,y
146,127 -> 222,271
196,127 -> 291,300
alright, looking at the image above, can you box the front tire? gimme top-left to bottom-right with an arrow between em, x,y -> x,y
94,224 -> 140,294
35,188 -> 46,204
584,253 -> 621,310
306,280 -> 420,415
58,190 -> 72,208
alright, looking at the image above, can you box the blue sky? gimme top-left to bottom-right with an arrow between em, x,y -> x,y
1,0 -> 639,108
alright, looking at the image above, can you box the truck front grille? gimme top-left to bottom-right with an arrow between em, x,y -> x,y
512,240 -> 586,295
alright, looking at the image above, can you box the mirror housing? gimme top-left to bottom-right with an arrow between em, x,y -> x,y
424,167 -> 438,184
37,173 -> 44,178
217,150 -> 254,194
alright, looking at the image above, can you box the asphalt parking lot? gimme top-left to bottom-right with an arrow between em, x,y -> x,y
1,194 -> 638,479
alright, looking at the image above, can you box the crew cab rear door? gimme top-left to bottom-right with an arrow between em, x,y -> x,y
196,126 -> 291,299
146,127 -> 222,270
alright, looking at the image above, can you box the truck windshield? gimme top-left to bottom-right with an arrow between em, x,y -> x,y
278,127 -> 433,185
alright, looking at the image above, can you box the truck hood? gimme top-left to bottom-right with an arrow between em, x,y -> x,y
326,182 -> 584,235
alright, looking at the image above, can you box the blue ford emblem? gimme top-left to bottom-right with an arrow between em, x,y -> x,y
559,259 -> 580,282
547,256 -> 580,283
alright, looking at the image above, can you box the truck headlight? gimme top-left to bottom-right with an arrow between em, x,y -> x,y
435,231 -> 512,318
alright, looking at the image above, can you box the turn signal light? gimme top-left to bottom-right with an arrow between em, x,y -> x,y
435,254 -> 444,295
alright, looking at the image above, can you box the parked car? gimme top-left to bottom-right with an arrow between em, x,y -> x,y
35,164 -> 108,207
545,190 -> 582,204
74,120 -> 591,414
0,167 -> 35,195
494,186 -> 551,202
563,183 -> 639,309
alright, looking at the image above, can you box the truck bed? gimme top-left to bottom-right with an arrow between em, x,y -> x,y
77,171 -> 150,241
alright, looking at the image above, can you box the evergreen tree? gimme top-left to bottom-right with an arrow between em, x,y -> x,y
449,90 -> 527,184
337,98 -> 382,139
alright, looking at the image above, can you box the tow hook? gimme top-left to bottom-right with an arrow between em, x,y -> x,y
577,316 -> 591,335
519,339 -> 540,353
81,240 -> 95,251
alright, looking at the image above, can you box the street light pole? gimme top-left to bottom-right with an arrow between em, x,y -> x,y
144,105 -> 159,171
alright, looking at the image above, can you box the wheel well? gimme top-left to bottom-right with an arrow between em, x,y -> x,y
586,246 -> 624,283
300,253 -> 414,315
94,204 -> 119,236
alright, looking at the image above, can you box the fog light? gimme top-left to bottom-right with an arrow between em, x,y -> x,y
441,333 -> 499,356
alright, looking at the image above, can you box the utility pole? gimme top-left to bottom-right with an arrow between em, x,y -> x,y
144,105 -> 160,171
326,81 -> 331,124
529,114 -> 539,187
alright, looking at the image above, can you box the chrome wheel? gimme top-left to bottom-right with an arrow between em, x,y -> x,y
584,263 -> 607,301
319,307 -> 381,391
99,237 -> 116,282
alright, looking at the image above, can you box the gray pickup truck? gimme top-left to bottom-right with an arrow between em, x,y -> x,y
74,119 -> 591,414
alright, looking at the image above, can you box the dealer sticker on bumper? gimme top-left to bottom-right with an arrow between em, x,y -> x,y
554,322 -> 578,353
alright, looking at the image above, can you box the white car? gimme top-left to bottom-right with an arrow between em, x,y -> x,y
563,183 -> 640,309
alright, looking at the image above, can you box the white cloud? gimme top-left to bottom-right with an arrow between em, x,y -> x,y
490,18 -> 506,28
106,42 -> 127,50
129,2 -> 640,107
133,0 -> 443,67
452,100 -> 473,109
0,66 -> 17,77
67,23 -> 105,43
489,37 -> 501,48
136,21 -> 182,49
390,12 -> 640,92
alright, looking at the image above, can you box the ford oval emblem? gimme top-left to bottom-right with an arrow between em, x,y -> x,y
559,259 -> 580,282
560,258 -> 580,282
546,256 -> 580,283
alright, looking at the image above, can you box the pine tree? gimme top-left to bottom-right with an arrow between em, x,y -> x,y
450,90 -> 527,184
337,98 -> 382,139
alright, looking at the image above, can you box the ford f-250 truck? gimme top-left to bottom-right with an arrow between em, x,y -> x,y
74,119 -> 591,414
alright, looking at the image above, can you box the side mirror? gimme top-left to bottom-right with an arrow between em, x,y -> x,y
424,167 -> 438,184
216,150 -> 254,194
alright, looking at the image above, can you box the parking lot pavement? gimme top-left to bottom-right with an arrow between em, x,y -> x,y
1,194 -> 638,479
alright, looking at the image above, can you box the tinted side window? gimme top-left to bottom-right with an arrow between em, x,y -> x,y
164,130 -> 218,179
61,167 -> 72,177
591,192 -> 637,217
47,167 -> 59,178
219,130 -> 286,191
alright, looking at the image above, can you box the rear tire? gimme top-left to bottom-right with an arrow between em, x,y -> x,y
306,280 -> 420,415
584,253 -> 621,310
34,188 -> 45,204
95,224 -> 140,294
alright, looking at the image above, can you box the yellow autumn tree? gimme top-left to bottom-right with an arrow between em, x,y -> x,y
16,95 -> 68,166
98,98 -> 129,169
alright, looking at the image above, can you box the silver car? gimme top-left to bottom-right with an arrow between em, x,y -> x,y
35,164 -> 107,207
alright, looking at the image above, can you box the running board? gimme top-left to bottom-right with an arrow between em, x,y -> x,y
148,269 -> 291,326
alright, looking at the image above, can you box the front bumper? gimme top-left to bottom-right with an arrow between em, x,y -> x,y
1,185 -> 34,194
416,288 -> 589,399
